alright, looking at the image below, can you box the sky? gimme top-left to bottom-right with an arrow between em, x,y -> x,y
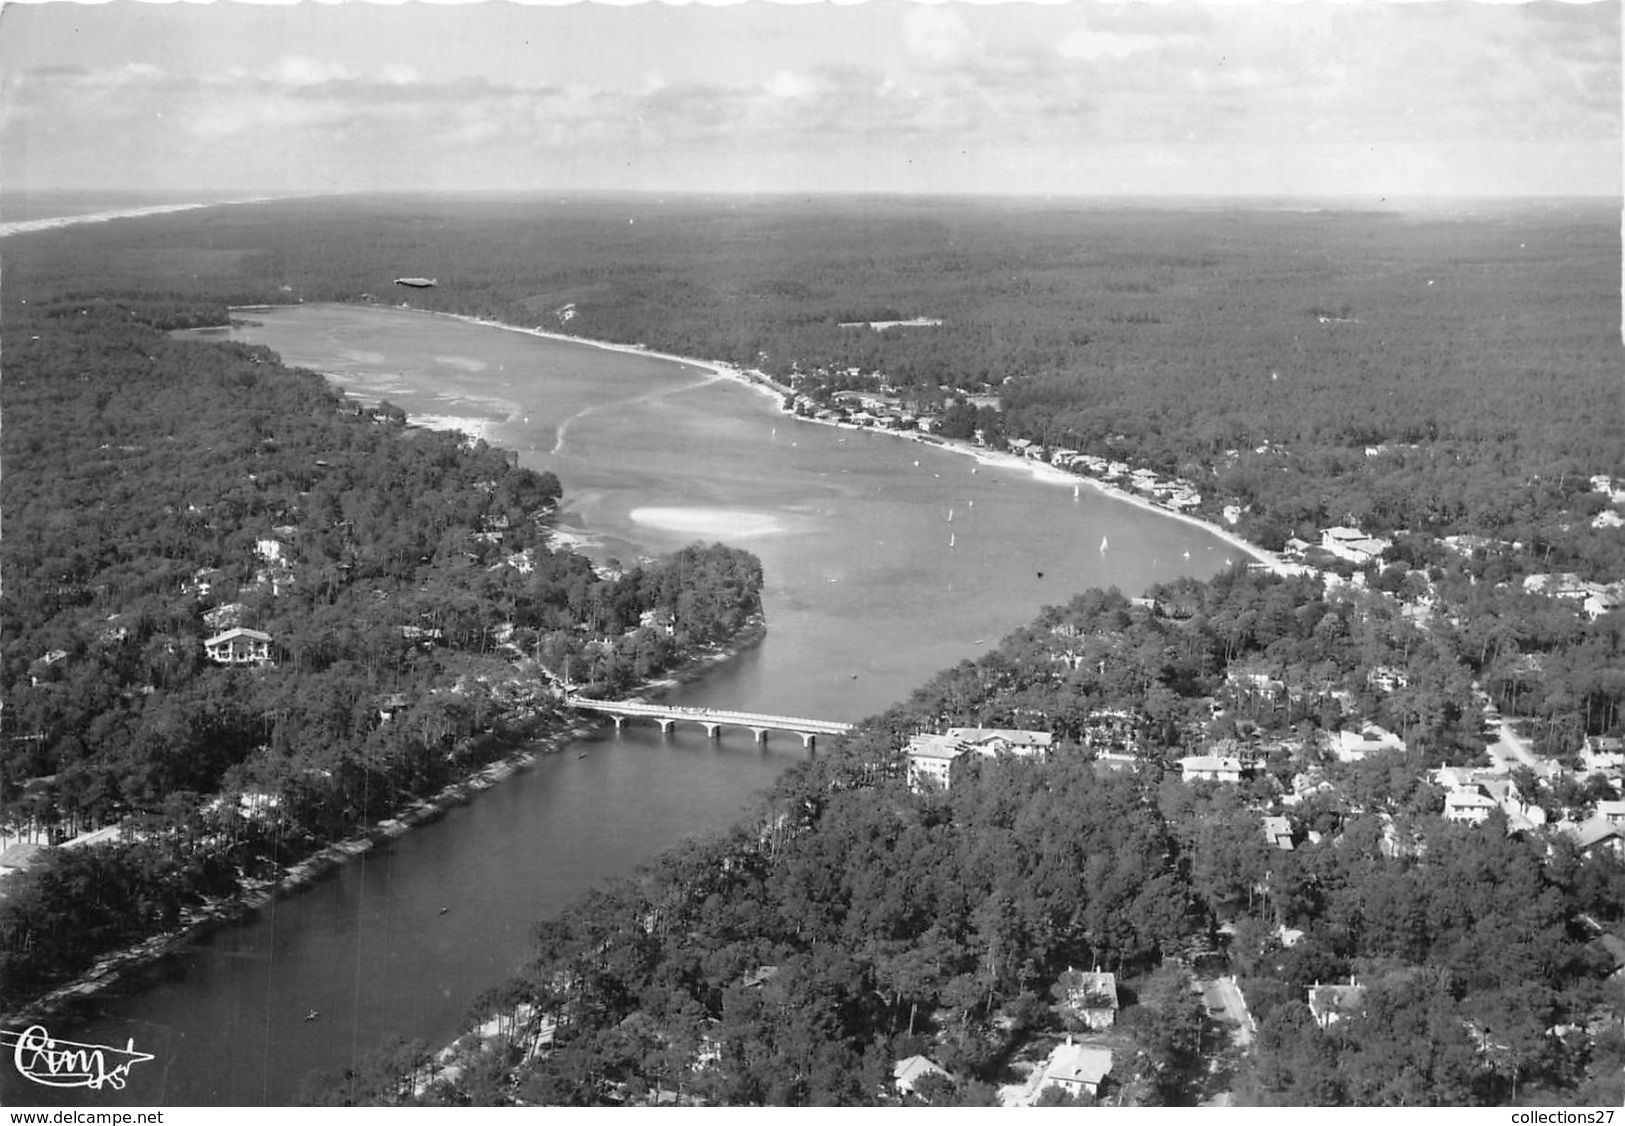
0,0 -> 1618,199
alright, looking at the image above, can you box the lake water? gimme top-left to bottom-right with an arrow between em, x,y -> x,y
11,305 -> 1242,1106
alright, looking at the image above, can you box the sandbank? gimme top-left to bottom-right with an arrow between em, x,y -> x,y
628,506 -> 784,538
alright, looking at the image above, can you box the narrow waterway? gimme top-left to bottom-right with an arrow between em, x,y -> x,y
17,306 -> 1245,1106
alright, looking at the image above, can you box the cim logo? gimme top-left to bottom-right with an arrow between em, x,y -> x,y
5,1026 -> 155,1091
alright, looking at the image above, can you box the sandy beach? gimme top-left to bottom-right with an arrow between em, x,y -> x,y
0,196 -> 282,239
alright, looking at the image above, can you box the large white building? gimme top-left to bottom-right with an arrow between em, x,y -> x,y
1320,526 -> 1392,564
905,728 -> 1052,791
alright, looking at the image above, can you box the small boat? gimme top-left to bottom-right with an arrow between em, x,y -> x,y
304,1010 -> 320,1023
439,906 -> 450,915
949,533 -> 956,549
1099,536 -> 1109,553
1183,550 -> 1191,559
947,508 -> 954,522
1074,485 -> 1080,500
1036,571 -> 1044,578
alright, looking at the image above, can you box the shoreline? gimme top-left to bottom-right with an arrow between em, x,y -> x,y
1,196 -> 285,240
0,620 -> 767,1030
379,304 -> 1283,576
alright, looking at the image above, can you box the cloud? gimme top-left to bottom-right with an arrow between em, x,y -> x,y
1057,28 -> 1179,62
900,4 -> 976,67
265,56 -> 355,88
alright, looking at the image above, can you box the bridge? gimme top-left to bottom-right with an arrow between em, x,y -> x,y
565,696 -> 853,748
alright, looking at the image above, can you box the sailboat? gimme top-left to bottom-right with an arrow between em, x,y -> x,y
1099,535 -> 1109,553
1183,549 -> 1191,560
947,508 -> 954,522
1074,484 -> 1081,500
949,533 -> 956,549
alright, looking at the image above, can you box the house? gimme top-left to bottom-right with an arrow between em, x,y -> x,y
905,733 -> 969,791
907,729 -> 1051,791
740,965 -> 779,989
28,649 -> 69,687
1443,790 -> 1498,825
204,627 -> 272,666
892,1055 -> 953,1097
1597,800 -> 1625,826
1262,815 -> 1295,851
1580,736 -> 1625,772
1179,755 -> 1246,783
1037,1039 -> 1112,1099
1082,709 -> 1137,752
1367,665 -> 1410,693
946,727 -> 1052,757
1327,724 -> 1405,763
1562,818 -> 1625,857
0,842 -> 47,878
1055,968 -> 1119,1030
1093,751 -> 1138,773
1320,526 -> 1392,564
1307,980 -> 1366,1028
1522,573 -> 1591,600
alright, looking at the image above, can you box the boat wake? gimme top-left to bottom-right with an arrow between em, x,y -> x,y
551,369 -> 726,455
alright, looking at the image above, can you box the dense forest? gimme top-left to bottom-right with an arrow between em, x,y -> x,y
317,570 -> 1624,1107
0,293 -> 763,1008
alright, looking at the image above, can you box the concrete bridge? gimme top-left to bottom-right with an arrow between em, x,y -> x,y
565,696 -> 853,748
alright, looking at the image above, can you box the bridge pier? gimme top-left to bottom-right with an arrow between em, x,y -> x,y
751,728 -> 767,745
702,723 -> 720,739
657,718 -> 675,736
610,714 -> 625,730
800,732 -> 816,749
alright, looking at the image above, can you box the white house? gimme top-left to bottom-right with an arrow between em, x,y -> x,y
905,734 -> 969,791
1307,981 -> 1366,1029
1443,790 -> 1498,825
1179,755 -> 1246,783
1037,1040 -> 1113,1099
1320,526 -> 1392,564
892,1055 -> 953,1097
204,627 -> 272,666
945,727 -> 1052,757
1328,724 -> 1405,763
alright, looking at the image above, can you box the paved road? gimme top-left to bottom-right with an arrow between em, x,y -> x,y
1477,688 -> 1556,777
1198,976 -> 1255,1049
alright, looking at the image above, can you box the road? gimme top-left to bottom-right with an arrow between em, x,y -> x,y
1475,685 -> 1556,777
1198,976 -> 1255,1049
